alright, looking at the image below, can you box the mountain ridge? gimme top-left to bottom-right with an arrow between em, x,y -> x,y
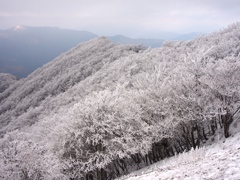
107,35 -> 164,47
0,37 -> 143,135
0,26 -> 204,78
0,23 -> 239,179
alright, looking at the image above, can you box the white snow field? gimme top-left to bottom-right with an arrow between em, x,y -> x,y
120,120 -> 240,180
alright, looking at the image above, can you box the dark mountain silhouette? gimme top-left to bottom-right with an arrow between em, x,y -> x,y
0,26 -> 98,78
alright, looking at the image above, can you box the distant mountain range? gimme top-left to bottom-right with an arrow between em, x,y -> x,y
172,32 -> 205,41
106,35 -> 164,47
0,26 -> 204,78
0,26 -> 97,78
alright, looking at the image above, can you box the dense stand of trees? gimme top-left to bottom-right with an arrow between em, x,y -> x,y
0,73 -> 18,93
0,37 -> 139,136
0,23 -> 239,179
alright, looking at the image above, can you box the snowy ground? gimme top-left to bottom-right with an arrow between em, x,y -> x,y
119,120 -> 240,180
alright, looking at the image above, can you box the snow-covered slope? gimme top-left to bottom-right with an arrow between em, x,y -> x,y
0,73 -> 18,93
122,120 -> 240,180
0,23 -> 239,180
0,37 -> 141,135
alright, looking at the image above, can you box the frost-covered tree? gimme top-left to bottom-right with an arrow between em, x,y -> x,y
0,23 -> 240,179
51,84 -> 162,179
0,131 -> 65,180
200,57 -> 240,137
0,73 -> 18,93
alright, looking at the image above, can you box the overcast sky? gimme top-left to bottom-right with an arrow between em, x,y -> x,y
0,0 -> 239,38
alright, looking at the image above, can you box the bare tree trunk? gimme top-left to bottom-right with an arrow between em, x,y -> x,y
221,110 -> 233,138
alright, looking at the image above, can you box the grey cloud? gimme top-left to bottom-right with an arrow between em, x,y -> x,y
0,0 -> 239,37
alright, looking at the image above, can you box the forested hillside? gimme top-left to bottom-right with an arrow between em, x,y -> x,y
0,23 -> 239,180
0,73 -> 18,93
0,37 -> 141,135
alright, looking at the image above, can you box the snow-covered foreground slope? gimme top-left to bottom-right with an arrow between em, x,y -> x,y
122,125 -> 240,180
